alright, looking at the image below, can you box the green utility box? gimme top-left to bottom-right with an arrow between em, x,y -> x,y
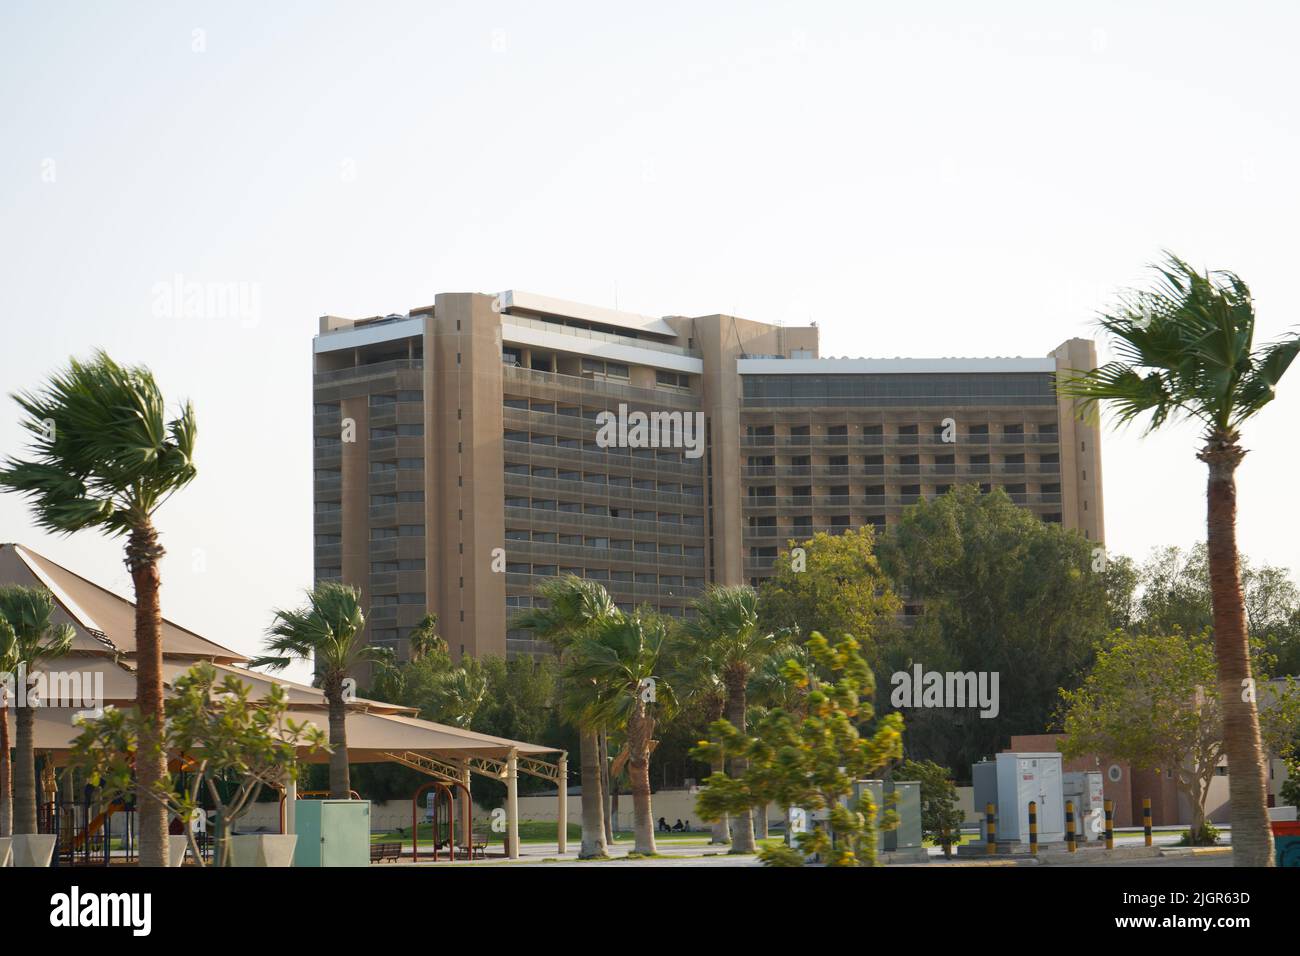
293,800 -> 372,867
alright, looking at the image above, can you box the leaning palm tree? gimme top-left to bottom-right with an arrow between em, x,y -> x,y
0,586 -> 75,835
566,611 -> 676,856
0,617 -> 16,837
0,352 -> 196,866
1058,253 -> 1300,867
511,575 -> 617,858
681,585 -> 786,854
256,582 -> 383,799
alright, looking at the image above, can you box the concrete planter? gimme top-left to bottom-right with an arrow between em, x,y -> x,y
12,833 -> 57,867
168,835 -> 190,867
0,837 -> 11,867
230,833 -> 297,867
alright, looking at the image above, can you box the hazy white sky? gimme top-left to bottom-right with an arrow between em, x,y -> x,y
3,1 -> 1299,672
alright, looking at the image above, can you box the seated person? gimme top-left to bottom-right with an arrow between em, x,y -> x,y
672,819 -> 685,832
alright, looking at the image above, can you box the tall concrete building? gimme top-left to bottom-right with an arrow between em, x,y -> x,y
313,291 -> 1104,661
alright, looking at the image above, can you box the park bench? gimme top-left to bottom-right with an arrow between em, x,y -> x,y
370,842 -> 403,864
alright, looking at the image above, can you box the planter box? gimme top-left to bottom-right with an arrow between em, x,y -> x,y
230,833 -> 297,867
0,837 -> 11,868
12,833 -> 57,868
169,835 -> 190,867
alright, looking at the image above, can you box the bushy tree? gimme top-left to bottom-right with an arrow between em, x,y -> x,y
897,759 -> 965,857
1058,631 -> 1300,844
759,528 -> 900,647
877,486 -> 1110,772
693,633 -> 904,866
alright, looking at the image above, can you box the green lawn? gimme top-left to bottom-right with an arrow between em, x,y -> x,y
371,820 -> 716,846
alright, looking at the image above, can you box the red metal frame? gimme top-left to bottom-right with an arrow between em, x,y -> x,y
411,780 -> 472,862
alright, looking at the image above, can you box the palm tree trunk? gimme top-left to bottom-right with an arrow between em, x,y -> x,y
127,523 -> 169,866
578,725 -> 607,858
725,670 -> 756,854
13,705 -> 36,834
600,728 -> 614,844
325,685 -> 351,799
709,757 -> 730,845
0,705 -> 11,837
628,703 -> 656,855
1202,440 -> 1273,866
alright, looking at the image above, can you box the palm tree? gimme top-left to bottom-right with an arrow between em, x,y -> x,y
1058,253 -> 1300,867
407,613 -> 445,662
511,575 -> 616,858
681,585 -> 786,854
0,586 -> 75,835
427,661 -> 488,728
566,611 -> 676,856
668,640 -> 731,845
0,617 -> 16,837
0,352 -> 196,866
256,582 -> 383,799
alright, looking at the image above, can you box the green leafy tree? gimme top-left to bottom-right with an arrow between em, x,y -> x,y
71,662 -> 327,866
877,486 -> 1110,771
1058,253 -> 1300,865
1058,631 -> 1300,844
0,352 -> 197,866
759,528 -> 900,647
897,759 -> 965,857
566,611 -> 678,856
693,633 -> 904,867
256,582 -> 384,799
679,585 -> 789,853
0,586 -> 75,835
510,575 -> 617,858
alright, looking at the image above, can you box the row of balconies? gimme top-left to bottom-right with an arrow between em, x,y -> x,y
739,431 -> 1059,448
742,491 -> 1063,511
504,506 -> 707,542
504,474 -> 706,511
743,462 -> 1060,479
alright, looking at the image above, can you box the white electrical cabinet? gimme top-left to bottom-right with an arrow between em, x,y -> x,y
972,752 -> 1065,845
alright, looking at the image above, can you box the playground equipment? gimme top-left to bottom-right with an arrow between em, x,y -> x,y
412,779 -> 477,861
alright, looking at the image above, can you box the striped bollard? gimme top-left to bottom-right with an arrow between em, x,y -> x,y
1143,798 -> 1152,847
1028,801 -> 1038,855
985,802 -> 996,855
1104,798 -> 1114,850
1065,800 -> 1076,853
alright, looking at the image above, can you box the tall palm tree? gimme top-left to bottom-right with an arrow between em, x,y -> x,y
0,352 -> 196,866
681,585 -> 785,854
511,575 -> 616,858
0,617 -> 16,837
0,586 -> 75,835
256,582 -> 383,799
668,639 -> 731,845
566,611 -> 676,856
1059,253 -> 1300,867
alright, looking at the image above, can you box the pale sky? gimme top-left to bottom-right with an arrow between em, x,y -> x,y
3,2 -> 1299,674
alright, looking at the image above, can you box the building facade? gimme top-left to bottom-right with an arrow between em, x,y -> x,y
313,291 -> 1104,661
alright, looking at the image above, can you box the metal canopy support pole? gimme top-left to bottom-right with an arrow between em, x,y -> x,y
557,752 -> 568,855
285,774 -> 297,836
506,748 -> 520,860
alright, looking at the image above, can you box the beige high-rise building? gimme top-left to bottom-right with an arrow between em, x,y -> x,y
313,291 -> 1104,661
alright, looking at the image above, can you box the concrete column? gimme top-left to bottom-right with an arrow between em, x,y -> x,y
285,774 -> 297,836
506,748 -> 520,860
557,753 -> 568,855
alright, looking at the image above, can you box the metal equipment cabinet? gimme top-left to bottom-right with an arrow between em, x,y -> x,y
292,800 -> 372,867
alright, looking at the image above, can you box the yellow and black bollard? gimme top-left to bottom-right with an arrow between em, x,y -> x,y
1143,798 -> 1152,847
985,802 -> 996,855
1065,800 -> 1076,852
1028,801 -> 1038,855
1104,798 -> 1114,850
